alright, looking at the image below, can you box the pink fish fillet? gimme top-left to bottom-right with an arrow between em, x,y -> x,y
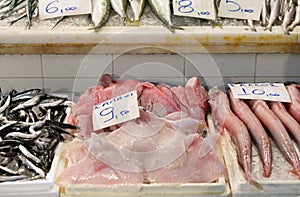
286,84 -> 300,123
228,90 -> 272,177
209,88 -> 255,185
270,101 -> 300,148
249,100 -> 300,179
138,82 -> 181,116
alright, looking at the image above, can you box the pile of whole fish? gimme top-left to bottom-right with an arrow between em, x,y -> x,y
0,0 -> 299,34
209,83 -> 300,189
0,88 -> 76,182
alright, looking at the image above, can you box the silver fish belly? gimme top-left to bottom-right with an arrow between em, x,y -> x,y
110,0 -> 127,24
129,0 -> 145,22
91,0 -> 110,30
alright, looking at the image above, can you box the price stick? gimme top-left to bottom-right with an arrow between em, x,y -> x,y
218,0 -> 262,21
173,0 -> 216,20
92,90 -> 140,131
228,83 -> 291,103
39,0 -> 91,20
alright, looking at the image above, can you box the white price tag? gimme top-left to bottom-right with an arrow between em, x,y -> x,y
218,0 -> 262,20
39,0 -> 92,20
92,90 -> 140,131
173,0 -> 216,20
228,83 -> 291,103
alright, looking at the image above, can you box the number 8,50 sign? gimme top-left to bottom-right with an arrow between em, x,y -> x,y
39,0 -> 91,20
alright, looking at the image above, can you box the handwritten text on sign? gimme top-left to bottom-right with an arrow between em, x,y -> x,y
39,0 -> 91,20
218,0 -> 262,20
173,0 -> 216,20
92,90 -> 140,131
228,83 -> 291,103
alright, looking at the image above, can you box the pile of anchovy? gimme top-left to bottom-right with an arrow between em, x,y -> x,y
0,88 -> 76,182
0,0 -> 299,34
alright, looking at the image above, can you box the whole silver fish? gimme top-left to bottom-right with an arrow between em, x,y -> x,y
288,0 -> 300,31
110,0 -> 128,24
148,0 -> 183,31
129,0 -> 145,23
282,0 -> 296,34
261,0 -> 271,26
249,99 -> 300,179
91,0 -> 110,31
265,0 -> 282,31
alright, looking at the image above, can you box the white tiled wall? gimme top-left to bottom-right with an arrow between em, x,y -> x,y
0,54 -> 299,93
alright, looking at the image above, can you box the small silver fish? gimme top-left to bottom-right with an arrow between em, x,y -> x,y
129,0 -> 145,23
19,144 -> 41,164
288,0 -> 300,31
110,0 -> 128,24
148,0 -> 183,31
265,0 -> 282,31
247,19 -> 256,31
282,1 -> 296,34
91,0 -> 110,31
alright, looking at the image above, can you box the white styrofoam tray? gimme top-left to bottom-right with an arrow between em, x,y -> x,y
59,115 -> 229,197
0,143 -> 63,193
221,127 -> 300,196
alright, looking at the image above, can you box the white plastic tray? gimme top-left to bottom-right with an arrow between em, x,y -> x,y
60,115 -> 229,197
221,128 -> 300,196
0,143 -> 63,193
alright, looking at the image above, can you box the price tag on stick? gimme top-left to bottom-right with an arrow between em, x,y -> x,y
218,0 -> 262,20
39,0 -> 91,20
173,0 -> 216,20
228,83 -> 291,103
92,90 -> 140,131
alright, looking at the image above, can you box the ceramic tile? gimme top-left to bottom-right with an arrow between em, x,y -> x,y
256,54 -> 300,77
113,54 -> 185,78
0,78 -> 43,93
42,54 -> 113,78
0,55 -> 41,77
185,54 -> 256,77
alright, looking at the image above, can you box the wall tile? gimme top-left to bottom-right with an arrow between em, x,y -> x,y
256,54 -> 300,77
113,54 -> 185,78
42,55 -> 113,78
255,77 -> 300,83
0,78 -> 43,93
185,54 -> 256,77
0,55 -> 41,77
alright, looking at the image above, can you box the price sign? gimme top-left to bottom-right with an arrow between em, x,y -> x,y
218,0 -> 262,20
228,83 -> 291,102
39,0 -> 91,20
92,90 -> 140,131
173,0 -> 216,20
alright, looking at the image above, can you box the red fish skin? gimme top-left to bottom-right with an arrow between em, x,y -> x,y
249,100 -> 300,179
209,88 -> 253,182
270,101 -> 300,148
228,91 -> 272,178
286,84 -> 300,123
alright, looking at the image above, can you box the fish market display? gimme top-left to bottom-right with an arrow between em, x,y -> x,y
0,88 -> 75,182
0,0 -> 299,33
57,75 -> 227,186
209,84 -> 300,182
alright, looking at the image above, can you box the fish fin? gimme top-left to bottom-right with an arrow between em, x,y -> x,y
249,179 -> 264,191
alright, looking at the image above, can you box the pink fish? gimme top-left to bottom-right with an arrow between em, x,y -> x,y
286,84 -> 300,123
249,99 -> 300,179
208,88 -> 259,188
228,90 -> 272,177
270,101 -> 300,148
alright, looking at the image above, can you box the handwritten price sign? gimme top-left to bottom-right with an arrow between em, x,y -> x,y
218,0 -> 262,20
173,0 -> 216,20
92,90 -> 140,131
228,83 -> 291,102
39,0 -> 91,20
